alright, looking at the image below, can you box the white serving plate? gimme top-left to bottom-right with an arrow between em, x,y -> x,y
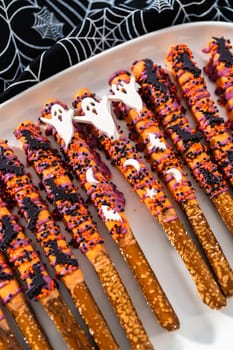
1,21 -> 233,350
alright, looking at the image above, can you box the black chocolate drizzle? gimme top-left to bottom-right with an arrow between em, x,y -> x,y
213,36 -> 233,65
22,197 -> 40,230
227,150 -> 233,166
47,240 -> 78,267
144,59 -> 167,93
170,124 -> 202,147
0,147 -> 24,176
25,263 -> 47,299
178,51 -> 201,77
0,215 -> 18,251
45,177 -> 80,203
201,111 -> 224,126
0,269 -> 13,281
200,168 -> 221,186
21,130 -> 50,150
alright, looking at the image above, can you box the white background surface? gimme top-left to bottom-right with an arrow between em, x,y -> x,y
1,22 -> 233,350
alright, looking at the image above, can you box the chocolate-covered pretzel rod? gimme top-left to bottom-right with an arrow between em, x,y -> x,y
166,44 -> 233,187
0,142 -> 96,350
0,140 -> 118,350
72,88 -> 226,310
203,36 -> 233,131
108,70 -> 233,297
15,122 -> 153,350
0,249 -> 52,349
0,307 -> 23,350
39,99 -> 179,331
131,58 -> 233,241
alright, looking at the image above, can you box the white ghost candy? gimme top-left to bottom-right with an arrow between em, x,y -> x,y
109,76 -> 143,113
74,95 -> 119,140
40,104 -> 74,148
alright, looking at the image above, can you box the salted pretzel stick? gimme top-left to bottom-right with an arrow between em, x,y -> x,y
108,70 -> 233,297
203,36 -> 233,131
0,307 -> 23,350
15,122 -> 153,350
0,145 -> 95,350
39,99 -> 179,331
2,162 -> 117,348
0,141 -> 118,350
166,44 -> 233,187
0,249 -> 52,349
131,58 -> 233,241
72,88 -> 226,310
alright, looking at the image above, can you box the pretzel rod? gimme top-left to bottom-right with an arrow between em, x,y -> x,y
15,122 -> 153,350
71,88 -> 226,310
39,99 -> 179,331
131,59 -> 233,239
0,141 -> 118,350
0,308 -> 23,350
108,70 -> 233,297
0,250 -> 53,349
166,44 -> 233,187
0,150 -> 95,350
203,36 -> 233,129
0,144 -> 118,349
0,206 -> 92,350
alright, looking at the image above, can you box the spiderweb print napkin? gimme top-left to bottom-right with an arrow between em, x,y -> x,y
0,0 -> 232,103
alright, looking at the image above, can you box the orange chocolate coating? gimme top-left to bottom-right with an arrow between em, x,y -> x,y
0,251 -> 52,349
131,59 -> 233,239
72,88 -> 226,310
203,36 -> 233,124
0,138 -> 115,350
166,44 -> 233,187
40,99 -> 180,331
16,121 -> 154,350
109,70 -> 233,297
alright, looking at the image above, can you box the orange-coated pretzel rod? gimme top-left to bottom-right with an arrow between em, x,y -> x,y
0,307 -> 23,349
72,88 -> 226,310
131,58 -> 233,242
166,43 -> 233,187
203,36 -> 233,131
0,141 -> 118,350
0,250 -> 52,349
39,99 -> 179,332
0,143 -> 96,350
15,122 -> 153,350
108,70 -> 233,297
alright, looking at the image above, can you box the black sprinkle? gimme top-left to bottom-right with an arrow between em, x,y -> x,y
170,124 -> 202,147
0,271 -> 13,281
144,59 -> 167,93
47,240 -> 78,267
227,150 -> 233,165
0,147 -> 24,176
201,111 -> 224,126
22,198 -> 40,230
200,168 -> 221,186
21,130 -> 50,150
179,51 -> 201,77
45,177 -> 79,203
213,36 -> 233,65
25,263 -> 47,300
0,215 -> 18,251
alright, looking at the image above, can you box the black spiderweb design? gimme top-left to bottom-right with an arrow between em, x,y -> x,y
0,0 -> 232,102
